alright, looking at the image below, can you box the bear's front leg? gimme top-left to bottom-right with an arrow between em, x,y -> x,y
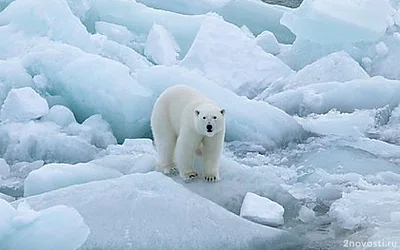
175,129 -> 202,180
202,132 -> 224,182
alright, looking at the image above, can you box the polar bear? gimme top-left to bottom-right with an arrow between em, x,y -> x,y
151,85 -> 225,182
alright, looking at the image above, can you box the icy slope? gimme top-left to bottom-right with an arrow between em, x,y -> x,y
13,172 -> 300,250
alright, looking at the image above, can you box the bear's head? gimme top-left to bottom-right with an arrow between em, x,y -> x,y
194,103 -> 225,137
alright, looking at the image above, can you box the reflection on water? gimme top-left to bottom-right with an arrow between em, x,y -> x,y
262,0 -> 303,8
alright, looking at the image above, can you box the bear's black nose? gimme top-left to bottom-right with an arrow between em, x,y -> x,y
206,124 -> 213,131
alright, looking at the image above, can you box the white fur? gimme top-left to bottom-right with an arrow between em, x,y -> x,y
150,85 -> 225,181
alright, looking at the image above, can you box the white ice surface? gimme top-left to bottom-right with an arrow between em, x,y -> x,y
281,0 -> 395,44
0,121 -> 99,164
240,192 -> 285,227
0,0 -> 93,51
136,0 -> 295,43
0,199 -> 89,250
295,110 -> 376,138
41,105 -> 76,127
0,87 -> 49,122
24,162 -> 122,196
181,15 -> 293,98
144,23 -> 180,65
20,40 -> 153,142
330,190 -> 400,230
91,33 -> 152,72
66,114 -> 117,149
256,30 -> 280,55
267,77 -> 400,116
0,60 -> 34,106
259,51 -> 370,98
0,158 -> 10,178
14,172 -> 300,250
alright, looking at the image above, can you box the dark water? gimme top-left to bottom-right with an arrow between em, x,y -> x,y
262,0 -> 303,8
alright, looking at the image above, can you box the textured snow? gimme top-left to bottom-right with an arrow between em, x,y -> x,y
258,51 -> 370,98
267,77 -> 400,116
0,60 -> 33,106
90,154 -> 156,174
41,105 -> 76,127
395,11 -> 400,25
136,0 -> 295,43
256,30 -> 280,55
20,41 -> 153,142
298,206 -> 315,223
376,41 -> 389,57
330,190 -> 400,230
0,193 -> 14,202
295,110 -> 375,138
181,15 -> 293,98
0,199 -> 89,250
0,121 -> 99,164
94,21 -> 141,50
0,0 -> 93,51
0,158 -> 10,178
14,172 -> 300,250
240,192 -> 285,227
24,162 -> 122,196
366,104 -> 400,146
91,33 -> 152,72
0,87 -> 49,122
87,0 -> 206,57
144,23 -> 180,65
281,0 -> 395,44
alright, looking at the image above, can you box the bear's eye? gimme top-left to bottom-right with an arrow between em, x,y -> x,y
202,116 -> 206,120
213,116 -> 217,119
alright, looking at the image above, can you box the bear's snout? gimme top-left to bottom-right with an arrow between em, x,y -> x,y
206,124 -> 213,132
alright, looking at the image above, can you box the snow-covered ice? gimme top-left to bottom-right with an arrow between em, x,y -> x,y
376,41 -> 390,57
281,0 -> 395,44
298,206 -> 315,223
144,23 -> 180,65
240,192 -> 285,227
181,15 -> 293,98
0,0 -> 93,51
41,105 -> 76,127
0,199 -> 89,250
330,190 -> 400,230
90,154 -> 156,174
67,114 -> 117,149
258,51 -> 370,98
91,33 -> 152,72
24,162 -> 122,196
295,109 -> 375,138
0,87 -> 48,122
14,172 -> 300,250
136,0 -> 296,43
0,60 -> 34,105
266,77 -> 400,116
256,30 -> 280,55
0,158 -> 10,178
0,121 -> 99,164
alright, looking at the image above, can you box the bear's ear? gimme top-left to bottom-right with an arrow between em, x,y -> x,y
195,110 -> 200,116
220,109 -> 225,115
